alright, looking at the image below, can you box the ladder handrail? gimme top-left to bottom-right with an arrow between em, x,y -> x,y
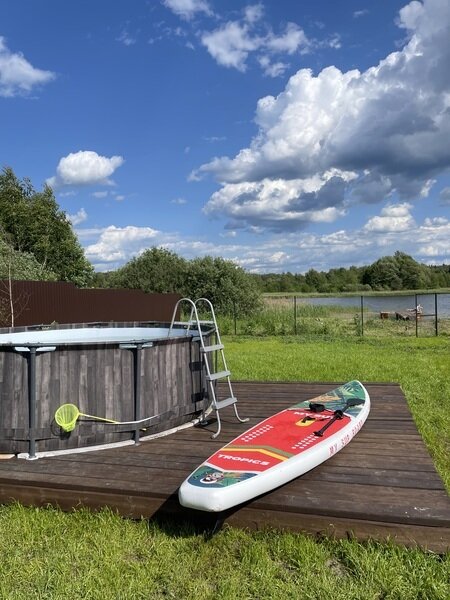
194,298 -> 234,401
167,296 -> 247,438
168,297 -> 213,379
168,297 -> 200,338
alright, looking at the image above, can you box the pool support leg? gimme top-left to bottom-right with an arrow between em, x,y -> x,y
134,343 -> 142,445
27,347 -> 38,460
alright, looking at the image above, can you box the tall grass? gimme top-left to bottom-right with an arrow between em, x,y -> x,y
214,302 -> 450,338
217,304 -> 359,337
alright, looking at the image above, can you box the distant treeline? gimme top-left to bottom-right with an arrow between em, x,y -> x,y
251,252 -> 450,294
93,250 -> 450,317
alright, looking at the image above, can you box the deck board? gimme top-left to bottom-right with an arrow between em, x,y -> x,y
0,382 -> 449,552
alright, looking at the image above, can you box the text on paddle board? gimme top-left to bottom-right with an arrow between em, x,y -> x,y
329,419 -> 364,456
218,453 -> 270,466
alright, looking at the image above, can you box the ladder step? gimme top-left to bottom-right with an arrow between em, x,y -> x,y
173,320 -> 214,327
214,397 -> 237,410
201,344 -> 224,353
207,370 -> 231,381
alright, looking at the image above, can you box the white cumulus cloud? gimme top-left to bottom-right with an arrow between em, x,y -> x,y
47,151 -> 124,188
201,21 -> 261,72
201,17 -> 310,74
203,170 -> 355,231
159,3 -> 314,76
258,56 -> 289,78
244,4 -> 265,24
67,208 -> 88,226
84,225 -> 160,265
364,203 -> 416,233
163,0 -> 212,20
75,199 -> 450,273
265,23 -> 309,55
0,36 -> 55,97
423,216 -> 448,226
195,0 -> 450,233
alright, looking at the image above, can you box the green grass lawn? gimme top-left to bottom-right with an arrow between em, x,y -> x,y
0,335 -> 449,599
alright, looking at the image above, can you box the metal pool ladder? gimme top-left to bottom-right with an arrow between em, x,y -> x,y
168,297 -> 248,438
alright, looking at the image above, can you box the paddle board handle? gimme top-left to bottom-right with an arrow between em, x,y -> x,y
314,397 -> 362,437
314,409 -> 344,437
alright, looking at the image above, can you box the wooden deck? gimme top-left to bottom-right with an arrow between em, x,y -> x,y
0,382 -> 449,552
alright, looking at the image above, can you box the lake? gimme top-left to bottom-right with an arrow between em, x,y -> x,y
297,293 -> 450,318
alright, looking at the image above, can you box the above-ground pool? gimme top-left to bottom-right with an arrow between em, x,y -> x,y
0,323 -> 213,457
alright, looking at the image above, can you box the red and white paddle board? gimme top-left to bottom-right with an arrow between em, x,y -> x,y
179,380 -> 370,512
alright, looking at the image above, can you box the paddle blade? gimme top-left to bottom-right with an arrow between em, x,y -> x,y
346,398 -> 363,408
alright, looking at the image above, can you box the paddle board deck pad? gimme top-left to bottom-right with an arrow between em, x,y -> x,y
179,380 -> 370,512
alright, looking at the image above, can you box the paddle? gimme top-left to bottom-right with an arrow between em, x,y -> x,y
313,398 -> 362,437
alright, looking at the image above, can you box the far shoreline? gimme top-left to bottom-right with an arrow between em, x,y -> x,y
263,288 -> 450,298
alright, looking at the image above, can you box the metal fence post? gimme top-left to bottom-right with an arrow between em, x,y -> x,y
294,296 -> 297,335
435,293 -> 438,336
233,301 -> 237,335
360,295 -> 364,337
415,293 -> 418,338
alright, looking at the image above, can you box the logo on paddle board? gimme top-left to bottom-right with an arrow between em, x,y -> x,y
189,465 -> 257,488
293,411 -> 332,427
296,415 -> 316,427
200,471 -> 225,484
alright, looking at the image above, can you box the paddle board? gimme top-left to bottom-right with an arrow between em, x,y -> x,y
179,380 -> 370,512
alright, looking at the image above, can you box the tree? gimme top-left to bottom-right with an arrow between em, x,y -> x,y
362,252 -> 432,291
250,253 -> 446,293
184,256 -> 262,316
110,247 -> 188,293
0,233 -> 57,326
108,249 -> 262,316
0,236 -> 56,281
0,167 -> 94,286
429,264 -> 450,288
393,251 -> 430,290
362,256 -> 402,290
92,271 -> 116,288
305,268 -> 329,292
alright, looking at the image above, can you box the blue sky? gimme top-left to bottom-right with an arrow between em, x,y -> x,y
1,0 -> 449,273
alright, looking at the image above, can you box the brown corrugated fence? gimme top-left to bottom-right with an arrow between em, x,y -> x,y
0,280 -> 181,327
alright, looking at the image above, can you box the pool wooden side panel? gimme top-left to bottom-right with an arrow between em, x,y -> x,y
0,382 -> 449,552
0,333 -> 210,454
